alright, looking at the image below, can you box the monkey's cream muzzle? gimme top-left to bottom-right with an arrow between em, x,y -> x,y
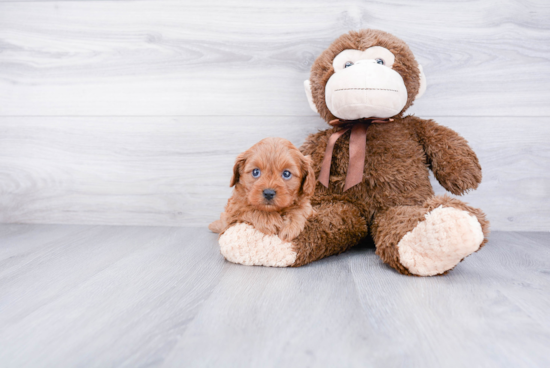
325,60 -> 408,120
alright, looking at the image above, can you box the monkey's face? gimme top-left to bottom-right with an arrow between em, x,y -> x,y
305,30 -> 427,122
325,46 -> 408,120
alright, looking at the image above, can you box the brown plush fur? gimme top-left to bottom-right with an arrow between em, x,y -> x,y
288,30 -> 490,273
209,137 -> 315,242
310,29 -> 422,123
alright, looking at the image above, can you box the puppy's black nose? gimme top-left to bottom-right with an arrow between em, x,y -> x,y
263,189 -> 276,200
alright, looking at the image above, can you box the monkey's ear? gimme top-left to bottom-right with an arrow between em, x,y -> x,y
416,64 -> 427,99
304,80 -> 319,113
229,152 -> 247,187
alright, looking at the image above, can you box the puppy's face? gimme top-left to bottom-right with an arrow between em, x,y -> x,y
230,138 -> 315,212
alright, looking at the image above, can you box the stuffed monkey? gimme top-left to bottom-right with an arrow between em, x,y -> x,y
218,29 -> 490,276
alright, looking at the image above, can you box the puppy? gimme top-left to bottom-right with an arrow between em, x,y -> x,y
209,137 -> 315,241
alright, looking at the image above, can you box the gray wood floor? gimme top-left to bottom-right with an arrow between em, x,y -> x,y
0,224 -> 549,368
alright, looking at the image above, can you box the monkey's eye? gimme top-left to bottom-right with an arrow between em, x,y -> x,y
252,168 -> 261,178
344,61 -> 354,68
375,58 -> 384,65
282,170 -> 292,180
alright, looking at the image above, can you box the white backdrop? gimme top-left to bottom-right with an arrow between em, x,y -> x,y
0,0 -> 549,231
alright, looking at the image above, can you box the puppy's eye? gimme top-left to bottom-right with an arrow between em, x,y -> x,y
282,170 -> 292,180
344,61 -> 354,68
252,168 -> 261,178
375,58 -> 384,65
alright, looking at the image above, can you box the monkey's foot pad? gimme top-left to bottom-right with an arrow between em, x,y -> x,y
397,206 -> 484,276
219,223 -> 297,267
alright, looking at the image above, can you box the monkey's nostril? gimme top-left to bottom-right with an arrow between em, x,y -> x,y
263,189 -> 276,200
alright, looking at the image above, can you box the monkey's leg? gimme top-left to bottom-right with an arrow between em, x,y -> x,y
291,201 -> 368,266
372,195 -> 490,276
218,201 -> 368,267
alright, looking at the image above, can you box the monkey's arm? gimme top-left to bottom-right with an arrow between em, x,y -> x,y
408,117 -> 482,195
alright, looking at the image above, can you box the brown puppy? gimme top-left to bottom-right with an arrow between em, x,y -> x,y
209,137 -> 315,241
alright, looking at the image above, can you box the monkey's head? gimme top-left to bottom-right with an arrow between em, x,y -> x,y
305,29 -> 427,122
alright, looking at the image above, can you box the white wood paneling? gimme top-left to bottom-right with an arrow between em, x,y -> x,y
0,0 -> 549,116
1,116 -> 548,231
0,0 -> 549,230
0,225 -> 549,367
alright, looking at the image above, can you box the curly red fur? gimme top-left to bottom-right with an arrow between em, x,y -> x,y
209,137 -> 315,242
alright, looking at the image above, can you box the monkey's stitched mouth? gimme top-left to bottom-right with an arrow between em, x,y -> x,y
335,88 -> 399,92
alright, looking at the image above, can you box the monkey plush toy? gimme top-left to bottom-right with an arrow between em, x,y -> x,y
217,29 -> 490,276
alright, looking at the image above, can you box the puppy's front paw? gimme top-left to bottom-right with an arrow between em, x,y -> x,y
254,221 -> 281,237
278,223 -> 302,242
219,223 -> 297,267
208,219 -> 223,233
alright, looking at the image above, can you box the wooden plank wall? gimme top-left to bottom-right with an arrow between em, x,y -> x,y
0,0 -> 549,231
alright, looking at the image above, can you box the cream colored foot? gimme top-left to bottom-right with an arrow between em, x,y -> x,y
219,223 -> 297,267
397,206 -> 484,276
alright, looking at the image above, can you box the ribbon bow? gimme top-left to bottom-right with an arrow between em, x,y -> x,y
318,117 -> 394,191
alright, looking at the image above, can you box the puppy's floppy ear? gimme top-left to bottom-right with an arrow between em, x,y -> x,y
230,151 -> 248,187
300,155 -> 316,197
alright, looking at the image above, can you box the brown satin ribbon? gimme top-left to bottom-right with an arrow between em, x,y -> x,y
318,118 -> 394,191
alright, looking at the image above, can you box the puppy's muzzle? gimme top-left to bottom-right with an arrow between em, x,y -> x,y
263,189 -> 276,200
